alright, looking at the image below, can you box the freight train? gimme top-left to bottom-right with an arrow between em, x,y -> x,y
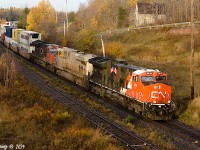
0,25 -> 175,120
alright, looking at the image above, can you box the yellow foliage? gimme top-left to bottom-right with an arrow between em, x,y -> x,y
62,37 -> 68,47
26,0 -> 56,30
90,17 -> 98,28
105,41 -> 125,58
128,0 -> 137,6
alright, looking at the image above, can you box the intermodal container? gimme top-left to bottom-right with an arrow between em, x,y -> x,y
6,27 -> 13,38
12,29 -> 24,41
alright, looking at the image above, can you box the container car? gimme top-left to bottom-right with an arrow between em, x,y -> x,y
11,29 -> 24,53
19,31 -> 41,59
0,26 -> 6,43
4,27 -> 14,48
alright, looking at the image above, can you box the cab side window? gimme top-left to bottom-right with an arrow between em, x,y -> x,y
132,76 -> 139,82
133,76 -> 136,81
135,76 -> 139,82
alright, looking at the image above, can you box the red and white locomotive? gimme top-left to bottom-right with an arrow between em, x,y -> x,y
88,58 -> 175,120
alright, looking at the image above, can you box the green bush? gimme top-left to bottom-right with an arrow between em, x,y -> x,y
125,115 -> 135,124
179,97 -> 200,129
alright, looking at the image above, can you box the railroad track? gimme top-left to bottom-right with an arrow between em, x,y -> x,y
162,120 -> 200,144
173,120 -> 200,139
13,51 -> 200,150
3,50 -> 156,149
1,43 -> 200,149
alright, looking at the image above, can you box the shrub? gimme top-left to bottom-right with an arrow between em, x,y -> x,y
73,29 -> 98,53
125,115 -> 135,124
52,111 -> 71,124
104,41 -> 125,58
179,97 -> 200,129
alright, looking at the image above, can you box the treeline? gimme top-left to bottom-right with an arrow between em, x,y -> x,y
0,7 -> 23,21
161,0 -> 200,23
2,0 -> 200,53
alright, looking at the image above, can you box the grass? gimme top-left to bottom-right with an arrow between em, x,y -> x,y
9,54 -> 178,149
48,79 -> 177,149
100,28 -> 200,117
179,97 -> 200,129
0,65 -> 123,149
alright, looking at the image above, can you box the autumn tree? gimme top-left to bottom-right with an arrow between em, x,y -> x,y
26,0 -> 56,41
118,6 -> 128,27
18,7 -> 29,29
0,7 -> 23,21
73,29 -> 98,53
128,0 -> 137,6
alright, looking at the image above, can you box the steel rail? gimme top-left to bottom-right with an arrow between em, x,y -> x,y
15,60 -> 157,150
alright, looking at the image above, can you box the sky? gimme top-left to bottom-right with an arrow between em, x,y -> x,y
0,0 -> 88,12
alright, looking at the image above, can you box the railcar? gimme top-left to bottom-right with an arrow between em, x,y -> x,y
11,29 -> 24,53
0,23 -> 10,43
4,27 -> 14,48
0,29 -> 5,43
0,32 -> 5,43
19,31 -> 41,59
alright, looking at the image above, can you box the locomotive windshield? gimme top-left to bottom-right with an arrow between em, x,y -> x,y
156,76 -> 166,82
141,76 -> 154,82
32,34 -> 39,38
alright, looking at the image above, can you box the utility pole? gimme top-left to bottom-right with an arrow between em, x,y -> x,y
56,11 -> 58,23
64,21 -> 66,37
66,0 -> 69,34
101,34 -> 105,58
190,0 -> 195,100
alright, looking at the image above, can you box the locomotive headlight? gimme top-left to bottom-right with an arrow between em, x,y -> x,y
153,101 -> 156,103
168,101 -> 171,104
146,72 -> 153,75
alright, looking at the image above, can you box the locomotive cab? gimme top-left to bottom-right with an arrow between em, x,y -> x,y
123,68 -> 174,120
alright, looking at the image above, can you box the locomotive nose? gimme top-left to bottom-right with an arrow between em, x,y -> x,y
151,84 -> 171,104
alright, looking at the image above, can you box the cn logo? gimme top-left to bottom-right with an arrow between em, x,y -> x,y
151,91 -> 166,98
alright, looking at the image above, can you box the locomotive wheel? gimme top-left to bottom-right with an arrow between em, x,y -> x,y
160,109 -> 168,120
147,112 -> 155,120
142,111 -> 148,118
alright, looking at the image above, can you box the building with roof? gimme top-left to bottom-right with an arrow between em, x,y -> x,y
135,2 -> 166,26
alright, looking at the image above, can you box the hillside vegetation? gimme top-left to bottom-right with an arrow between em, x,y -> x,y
179,97 -> 200,129
96,28 -> 200,117
1,0 -> 199,128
